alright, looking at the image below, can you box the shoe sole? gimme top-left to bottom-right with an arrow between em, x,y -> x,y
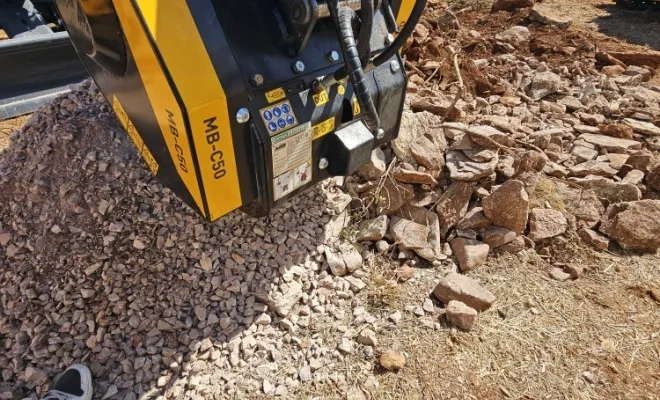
69,364 -> 93,400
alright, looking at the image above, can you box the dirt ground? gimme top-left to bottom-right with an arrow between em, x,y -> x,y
0,115 -> 29,151
538,0 -> 660,51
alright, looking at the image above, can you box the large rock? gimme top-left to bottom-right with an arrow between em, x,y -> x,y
599,200 -> 660,251
578,228 -> 610,251
410,135 -> 445,175
482,180 -> 529,234
433,273 -> 496,312
457,207 -> 491,230
446,150 -> 499,181
529,71 -> 562,100
445,301 -> 478,331
647,164 -> 660,192
599,123 -> 634,140
436,181 -> 473,236
626,150 -> 653,172
359,148 -> 387,180
389,217 -> 430,250
492,0 -> 535,12
579,133 -> 641,153
395,111 -> 446,163
568,176 -> 642,203
367,180 -> 414,215
450,238 -> 490,272
492,236 -> 526,255
496,26 -> 531,46
356,215 -> 388,241
555,181 -> 605,228
256,280 -> 303,317
392,167 -> 437,185
512,151 -> 547,195
529,6 -> 572,29
623,118 -> 660,136
466,125 -> 515,148
527,208 -> 568,242
482,226 -> 517,248
397,205 -> 443,261
569,161 -> 618,178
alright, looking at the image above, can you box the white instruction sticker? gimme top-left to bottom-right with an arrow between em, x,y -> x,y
272,123 -> 313,200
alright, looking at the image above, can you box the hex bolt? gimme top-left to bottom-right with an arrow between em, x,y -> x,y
250,74 -> 264,87
385,33 -> 394,45
293,61 -> 306,73
390,60 -> 400,73
318,157 -> 329,170
236,108 -> 250,124
376,129 -> 385,139
327,50 -> 340,62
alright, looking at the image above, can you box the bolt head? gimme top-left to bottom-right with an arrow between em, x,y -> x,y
293,61 -> 306,73
385,33 -> 394,45
328,51 -> 340,62
251,74 -> 264,87
376,129 -> 385,139
236,108 -> 250,124
318,158 -> 329,170
390,60 -> 400,73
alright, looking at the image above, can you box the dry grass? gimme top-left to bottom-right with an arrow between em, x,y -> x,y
364,255 -> 405,311
361,246 -> 660,400
531,177 -> 567,210
0,115 -> 29,151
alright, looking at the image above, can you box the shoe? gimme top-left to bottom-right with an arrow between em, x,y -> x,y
42,364 -> 93,400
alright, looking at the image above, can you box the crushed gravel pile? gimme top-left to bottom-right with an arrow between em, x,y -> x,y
0,82 -> 375,399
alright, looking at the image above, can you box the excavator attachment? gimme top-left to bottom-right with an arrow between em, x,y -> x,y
45,0 -> 420,220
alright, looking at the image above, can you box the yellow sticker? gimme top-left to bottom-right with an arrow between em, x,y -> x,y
266,87 -> 286,103
337,84 -> 345,96
352,97 -> 361,115
313,90 -> 329,107
112,96 -> 159,175
312,117 -> 335,140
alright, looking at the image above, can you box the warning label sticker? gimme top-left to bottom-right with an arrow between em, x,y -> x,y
272,123 -> 312,200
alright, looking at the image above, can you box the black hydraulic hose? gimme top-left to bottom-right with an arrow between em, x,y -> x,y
329,4 -> 380,131
317,0 -> 427,88
357,0 -> 374,64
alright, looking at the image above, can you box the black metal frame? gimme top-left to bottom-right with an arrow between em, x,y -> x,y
0,0 -> 88,120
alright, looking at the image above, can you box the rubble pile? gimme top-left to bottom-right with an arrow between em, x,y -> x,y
340,0 -> 660,326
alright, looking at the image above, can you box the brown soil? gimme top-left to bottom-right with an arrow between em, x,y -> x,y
0,115 -> 29,151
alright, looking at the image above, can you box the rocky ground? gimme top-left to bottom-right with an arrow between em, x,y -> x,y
1,1 -> 660,399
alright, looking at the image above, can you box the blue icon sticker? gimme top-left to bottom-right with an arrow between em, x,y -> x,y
281,104 -> 291,114
277,118 -> 287,129
273,107 -> 282,118
263,110 -> 273,121
286,115 -> 295,125
268,122 -> 278,132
